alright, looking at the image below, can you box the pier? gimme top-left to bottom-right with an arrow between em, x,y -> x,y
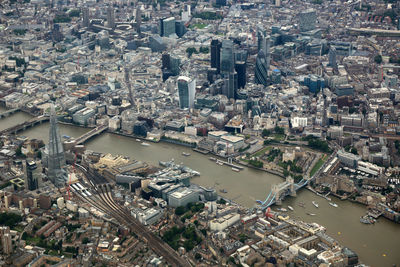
209,157 -> 244,170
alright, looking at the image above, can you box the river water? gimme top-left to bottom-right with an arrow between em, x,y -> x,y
1,110 -> 399,266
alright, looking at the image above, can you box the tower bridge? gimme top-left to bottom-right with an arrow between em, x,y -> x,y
256,176 -> 309,210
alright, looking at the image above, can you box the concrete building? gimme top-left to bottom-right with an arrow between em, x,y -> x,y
337,150 -> 361,169
299,9 -> 317,32
168,188 -> 199,208
160,17 -> 176,37
209,213 -> 240,231
72,107 -> 96,125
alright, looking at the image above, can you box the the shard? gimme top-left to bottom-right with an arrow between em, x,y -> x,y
46,104 -> 66,187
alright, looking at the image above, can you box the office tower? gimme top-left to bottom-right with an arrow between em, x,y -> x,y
25,160 -> 39,191
255,50 -> 269,86
170,56 -> 180,76
257,27 -> 267,52
178,76 -> 196,109
235,61 -> 246,89
107,6 -> 115,29
136,6 -> 141,34
398,19 -> 400,30
46,104 -> 66,188
82,7 -> 89,28
159,17 -> 176,37
175,20 -> 187,38
222,71 -> 238,99
235,49 -> 247,62
329,46 -> 337,69
299,9 -> 316,32
0,227 -> 12,255
162,53 -> 171,69
220,40 -> 234,73
211,39 -> 222,73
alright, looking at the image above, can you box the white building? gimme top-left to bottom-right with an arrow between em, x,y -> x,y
209,213 -> 240,231
291,117 -> 308,128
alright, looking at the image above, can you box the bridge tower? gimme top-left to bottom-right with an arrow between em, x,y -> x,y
286,175 -> 296,197
272,184 -> 281,205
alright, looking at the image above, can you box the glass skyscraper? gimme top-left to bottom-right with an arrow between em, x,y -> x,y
46,104 -> 66,187
178,76 -> 196,109
220,40 -> 234,73
255,50 -> 269,86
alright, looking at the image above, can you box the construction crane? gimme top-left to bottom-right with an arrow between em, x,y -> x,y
124,66 -> 135,106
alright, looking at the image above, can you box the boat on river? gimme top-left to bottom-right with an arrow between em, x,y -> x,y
220,189 -> 227,193
329,202 -> 338,208
312,201 -> 319,208
307,212 -> 316,216
141,142 -> 150,146
288,206 -> 294,211
360,215 -> 376,224
232,167 -> 240,172
182,152 -> 191,157
298,202 -> 305,208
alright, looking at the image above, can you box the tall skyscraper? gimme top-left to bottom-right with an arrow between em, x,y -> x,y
255,50 -> 269,86
135,6 -> 141,34
178,76 -> 196,109
299,9 -> 316,32
82,7 -> 89,28
222,71 -> 238,99
257,27 -> 267,52
220,40 -> 234,73
159,17 -> 176,37
46,104 -> 66,188
107,6 -> 115,29
235,61 -> 246,89
210,39 -> 222,73
25,160 -> 39,191
329,46 -> 337,69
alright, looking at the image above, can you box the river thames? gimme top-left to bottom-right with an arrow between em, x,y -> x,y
1,109 -> 399,266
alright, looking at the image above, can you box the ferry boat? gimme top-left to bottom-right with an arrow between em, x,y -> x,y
63,135 -> 71,139
182,152 -> 191,157
360,215 -> 376,224
312,201 -> 319,208
307,213 -> 316,216
288,206 -> 294,211
278,208 -> 288,212
220,189 -> 227,193
329,202 -> 338,208
136,139 -> 141,142
216,160 -> 224,166
232,167 -> 240,172
209,157 -> 216,161
141,142 -> 150,146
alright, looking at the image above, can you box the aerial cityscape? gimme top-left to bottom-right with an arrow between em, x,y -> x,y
0,0 -> 399,266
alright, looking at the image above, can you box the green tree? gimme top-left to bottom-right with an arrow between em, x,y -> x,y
374,55 -> 382,64
262,129 -> 271,137
186,47 -> 197,58
175,206 -> 186,216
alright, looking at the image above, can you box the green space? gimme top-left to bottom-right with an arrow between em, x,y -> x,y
193,11 -> 223,20
53,14 -> 71,23
0,212 -> 22,228
252,146 -> 272,158
162,225 -> 202,251
190,23 -> 208,29
304,135 -> 331,153
310,155 -> 327,177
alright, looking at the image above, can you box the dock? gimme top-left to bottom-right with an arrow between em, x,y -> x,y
209,157 -> 244,170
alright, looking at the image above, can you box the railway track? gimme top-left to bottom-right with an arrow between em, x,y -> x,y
75,165 -> 190,267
